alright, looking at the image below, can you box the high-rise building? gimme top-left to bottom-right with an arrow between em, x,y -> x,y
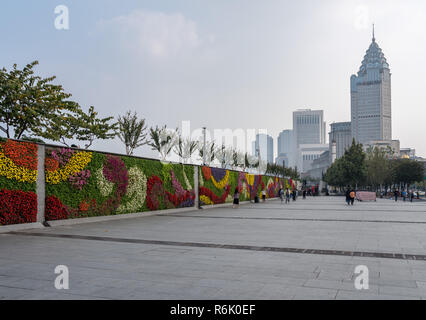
293,109 -> 326,146
329,122 -> 352,160
252,134 -> 274,164
293,109 -> 327,172
351,29 -> 392,145
276,130 -> 293,167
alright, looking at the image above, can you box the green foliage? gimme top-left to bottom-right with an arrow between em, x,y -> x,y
148,125 -> 177,160
45,152 -> 108,213
365,147 -> 392,187
46,148 -> 196,217
324,139 -> 366,188
44,105 -> 117,149
0,175 -> 36,193
117,111 -> 148,155
0,61 -> 117,148
392,159 -> 424,185
0,61 -> 75,140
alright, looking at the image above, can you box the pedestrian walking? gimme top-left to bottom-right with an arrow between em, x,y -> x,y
232,187 -> 240,209
394,189 -> 399,202
279,188 -> 284,204
350,189 -> 356,206
303,189 -> 306,199
285,188 -> 290,204
345,187 -> 351,205
262,189 -> 266,202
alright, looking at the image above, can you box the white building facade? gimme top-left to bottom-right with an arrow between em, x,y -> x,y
292,109 -> 327,173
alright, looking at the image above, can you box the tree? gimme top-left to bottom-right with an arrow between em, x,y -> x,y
198,141 -> 216,166
324,158 -> 346,189
215,144 -> 233,169
148,125 -> 177,161
232,149 -> 245,170
392,159 -> 424,187
1,61 -> 117,148
340,139 -> 367,187
365,147 -> 392,190
117,111 -> 148,155
174,135 -> 198,164
0,61 -> 76,140
41,105 -> 117,149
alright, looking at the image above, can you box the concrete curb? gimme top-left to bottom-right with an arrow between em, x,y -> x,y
46,206 -> 199,227
0,222 -> 45,234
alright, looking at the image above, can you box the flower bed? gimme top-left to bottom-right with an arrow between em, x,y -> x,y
45,146 -> 196,221
0,139 -> 38,225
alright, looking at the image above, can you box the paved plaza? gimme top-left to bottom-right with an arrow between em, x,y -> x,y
1,196 -> 426,300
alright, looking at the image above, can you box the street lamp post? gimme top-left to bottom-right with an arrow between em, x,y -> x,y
202,127 -> 206,166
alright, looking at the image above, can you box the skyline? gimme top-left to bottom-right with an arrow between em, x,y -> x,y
1,1 -> 426,158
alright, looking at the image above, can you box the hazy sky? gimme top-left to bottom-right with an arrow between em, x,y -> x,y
1,0 -> 425,158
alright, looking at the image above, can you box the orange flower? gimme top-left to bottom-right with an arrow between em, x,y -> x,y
202,166 -> 212,181
45,157 -> 59,172
79,201 -> 89,212
1,140 -> 38,171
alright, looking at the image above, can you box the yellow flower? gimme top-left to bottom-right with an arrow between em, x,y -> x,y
246,174 -> 255,186
200,195 -> 214,205
211,170 -> 229,189
0,151 -> 37,183
46,151 -> 92,184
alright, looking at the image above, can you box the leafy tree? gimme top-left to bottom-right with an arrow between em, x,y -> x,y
42,105 -> 117,149
324,158 -> 346,188
392,159 -> 424,187
0,61 -> 76,140
1,61 -> 117,148
117,111 -> 148,155
365,147 -> 392,190
340,139 -> 367,187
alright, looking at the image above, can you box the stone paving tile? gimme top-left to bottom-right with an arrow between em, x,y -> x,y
1,197 -> 425,299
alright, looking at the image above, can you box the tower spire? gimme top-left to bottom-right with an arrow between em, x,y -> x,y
372,23 -> 375,42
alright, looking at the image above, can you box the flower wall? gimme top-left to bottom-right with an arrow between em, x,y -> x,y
0,139 -> 297,226
45,146 -> 195,221
199,166 -> 289,206
0,139 -> 38,225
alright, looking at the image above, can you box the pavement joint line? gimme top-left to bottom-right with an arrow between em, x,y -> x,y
7,231 -> 426,261
239,206 -> 426,213
158,214 -> 426,225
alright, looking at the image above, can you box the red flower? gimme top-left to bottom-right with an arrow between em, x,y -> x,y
0,189 -> 37,225
199,185 -> 231,204
45,195 -> 70,221
1,140 -> 38,171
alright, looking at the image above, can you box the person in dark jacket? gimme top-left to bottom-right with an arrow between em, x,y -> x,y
345,188 -> 351,205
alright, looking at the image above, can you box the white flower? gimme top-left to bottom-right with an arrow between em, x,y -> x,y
117,167 -> 147,213
96,167 -> 114,197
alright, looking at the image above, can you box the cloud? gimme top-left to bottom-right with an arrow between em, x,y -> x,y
99,9 -> 203,58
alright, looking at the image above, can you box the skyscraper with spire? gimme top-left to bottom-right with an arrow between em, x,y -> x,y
350,26 -> 392,144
